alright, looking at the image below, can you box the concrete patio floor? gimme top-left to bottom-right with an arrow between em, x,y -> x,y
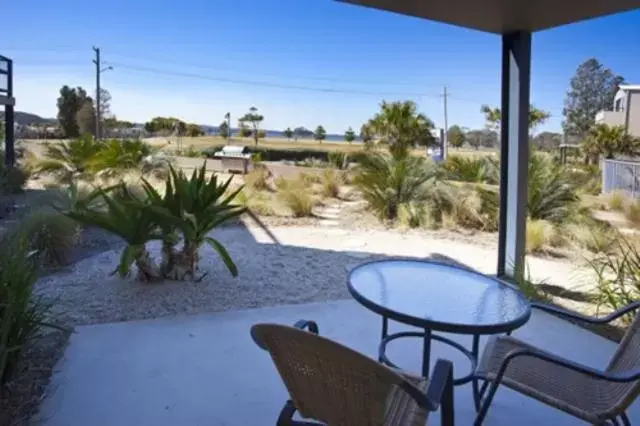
36,300 -> 637,426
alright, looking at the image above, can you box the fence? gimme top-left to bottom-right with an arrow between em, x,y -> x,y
601,159 -> 640,197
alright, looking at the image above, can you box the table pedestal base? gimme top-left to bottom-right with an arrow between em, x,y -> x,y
378,318 -> 483,411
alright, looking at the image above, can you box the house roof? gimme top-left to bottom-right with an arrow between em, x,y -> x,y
338,0 -> 640,34
620,85 -> 640,92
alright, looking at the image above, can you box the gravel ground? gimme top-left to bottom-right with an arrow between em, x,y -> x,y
35,222 -> 595,327
35,225 -> 387,326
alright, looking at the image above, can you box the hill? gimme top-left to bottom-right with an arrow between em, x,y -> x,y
0,111 -> 56,125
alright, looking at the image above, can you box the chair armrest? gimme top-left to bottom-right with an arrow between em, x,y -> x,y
400,359 -> 454,413
293,320 -> 319,334
531,301 -> 640,325
495,347 -> 637,384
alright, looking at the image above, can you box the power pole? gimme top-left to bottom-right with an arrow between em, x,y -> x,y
93,47 -> 101,139
442,85 -> 449,160
92,47 -> 113,140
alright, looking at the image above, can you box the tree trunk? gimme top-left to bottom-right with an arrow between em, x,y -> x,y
162,243 -> 198,280
134,250 -> 162,282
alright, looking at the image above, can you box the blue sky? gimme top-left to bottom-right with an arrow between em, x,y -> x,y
4,0 -> 640,133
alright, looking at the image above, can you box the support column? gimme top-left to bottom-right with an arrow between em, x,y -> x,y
497,32 -> 531,279
5,104 -> 14,166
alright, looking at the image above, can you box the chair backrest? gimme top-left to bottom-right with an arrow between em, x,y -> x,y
251,323 -> 413,426
605,311 -> 640,409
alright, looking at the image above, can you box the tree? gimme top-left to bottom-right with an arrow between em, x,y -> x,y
144,117 -> 186,136
293,126 -> 312,140
283,127 -> 293,141
97,88 -> 112,122
238,123 -> 252,138
218,121 -> 230,138
344,127 -> 356,143
238,106 -> 264,146
584,123 -> 639,161
563,58 -> 625,138
532,131 -> 562,151
57,85 -> 92,138
314,125 -> 326,143
447,125 -> 466,148
186,123 -> 204,137
0,121 -> 4,143
480,104 -> 550,133
76,100 -> 96,137
466,129 -> 496,150
365,101 -> 435,158
360,123 -> 373,145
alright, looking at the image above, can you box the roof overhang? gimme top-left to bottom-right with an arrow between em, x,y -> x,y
338,0 -> 640,33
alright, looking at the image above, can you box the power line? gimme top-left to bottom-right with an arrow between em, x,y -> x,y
103,61 -> 445,98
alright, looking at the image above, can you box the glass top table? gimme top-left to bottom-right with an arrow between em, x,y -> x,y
348,259 -> 531,334
347,259 -> 531,408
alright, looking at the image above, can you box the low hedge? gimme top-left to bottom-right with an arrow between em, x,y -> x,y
202,145 -> 366,164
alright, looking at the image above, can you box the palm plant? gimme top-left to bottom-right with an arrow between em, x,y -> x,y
366,101 -> 435,159
527,152 -> 579,223
87,138 -> 155,176
584,124 -> 640,162
443,155 -> 499,184
353,152 -> 450,221
148,165 -> 246,280
36,136 -> 104,182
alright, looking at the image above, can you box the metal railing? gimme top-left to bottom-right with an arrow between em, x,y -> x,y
601,159 -> 640,197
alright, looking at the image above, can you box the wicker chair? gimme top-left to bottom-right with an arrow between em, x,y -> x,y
474,302 -> 640,426
251,320 -> 455,426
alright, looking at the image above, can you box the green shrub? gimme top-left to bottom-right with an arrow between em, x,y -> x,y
589,235 -> 640,324
15,210 -> 80,267
398,202 -> 434,229
277,180 -> 315,217
527,152 -> 579,223
177,145 -> 204,158
0,232 -> 65,384
0,162 -> 30,195
443,155 -> 499,184
608,190 -> 626,211
203,144 -> 364,165
353,152 -> 449,221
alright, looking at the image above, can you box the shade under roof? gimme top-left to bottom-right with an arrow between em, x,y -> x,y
339,0 -> 640,33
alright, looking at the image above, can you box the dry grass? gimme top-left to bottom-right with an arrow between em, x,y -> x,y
608,190 -> 627,211
244,166 -> 271,191
321,169 -> 343,198
568,223 -> 618,254
526,219 -> 554,253
625,200 -> 640,226
276,179 -> 316,217
235,189 -> 278,216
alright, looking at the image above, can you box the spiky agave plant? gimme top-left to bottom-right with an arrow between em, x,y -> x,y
148,164 -> 246,280
62,183 -> 164,281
